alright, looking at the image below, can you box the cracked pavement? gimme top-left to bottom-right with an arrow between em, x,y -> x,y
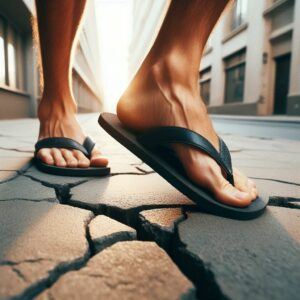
0,114 -> 299,300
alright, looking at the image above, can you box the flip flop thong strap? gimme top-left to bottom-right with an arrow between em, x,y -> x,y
137,126 -> 234,185
82,136 -> 96,156
35,137 -> 96,158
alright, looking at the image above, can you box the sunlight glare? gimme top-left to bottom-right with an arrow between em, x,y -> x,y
95,0 -> 133,112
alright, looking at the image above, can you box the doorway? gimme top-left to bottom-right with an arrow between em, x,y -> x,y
273,54 -> 291,114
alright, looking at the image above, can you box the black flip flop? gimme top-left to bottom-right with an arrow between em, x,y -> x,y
99,113 -> 267,220
34,136 -> 110,177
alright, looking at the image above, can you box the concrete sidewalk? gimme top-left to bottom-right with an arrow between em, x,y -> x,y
0,114 -> 299,300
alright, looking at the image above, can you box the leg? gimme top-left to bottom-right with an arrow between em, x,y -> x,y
117,0 -> 258,206
35,0 -> 108,168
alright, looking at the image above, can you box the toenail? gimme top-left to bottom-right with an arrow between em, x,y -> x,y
233,190 -> 249,200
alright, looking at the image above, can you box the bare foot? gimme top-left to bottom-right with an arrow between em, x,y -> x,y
117,56 -> 258,207
36,98 -> 108,168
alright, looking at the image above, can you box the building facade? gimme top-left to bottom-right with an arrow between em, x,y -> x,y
200,0 -> 300,115
0,0 -> 103,119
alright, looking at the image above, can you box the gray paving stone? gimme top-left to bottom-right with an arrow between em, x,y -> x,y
0,136 -> 34,152
232,150 -> 299,172
0,175 -> 56,201
0,170 -> 17,182
230,142 -> 300,185
140,208 -> 185,233
37,241 -> 196,300
0,148 -> 33,157
70,173 -> 194,224
233,154 -> 294,169
139,208 -> 185,249
223,135 -> 300,153
239,166 -> 300,185
0,201 -> 93,299
177,207 -> 300,300
89,215 -> 136,252
0,118 -> 38,141
107,152 -> 143,165
0,156 -> 31,171
254,179 -> 300,203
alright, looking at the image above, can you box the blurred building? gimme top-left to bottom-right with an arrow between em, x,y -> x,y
200,0 -> 300,115
0,0 -> 103,119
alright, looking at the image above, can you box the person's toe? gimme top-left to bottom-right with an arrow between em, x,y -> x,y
251,186 -> 259,200
37,148 -> 54,165
233,168 -> 252,194
61,149 -> 78,168
215,180 -> 253,207
90,148 -> 109,167
248,178 -> 256,187
188,159 -> 252,207
73,150 -> 90,168
51,148 -> 67,167
233,168 -> 258,201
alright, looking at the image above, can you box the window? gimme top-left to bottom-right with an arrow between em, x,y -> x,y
230,0 -> 248,31
0,15 -> 24,90
0,18 -> 6,85
199,67 -> 211,105
270,0 -> 294,31
224,50 -> 246,103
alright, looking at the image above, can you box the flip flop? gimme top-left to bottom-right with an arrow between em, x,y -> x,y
34,136 -> 110,177
99,113 -> 267,220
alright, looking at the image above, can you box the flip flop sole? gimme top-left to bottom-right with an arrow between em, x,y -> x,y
99,112 -> 268,220
34,158 -> 110,177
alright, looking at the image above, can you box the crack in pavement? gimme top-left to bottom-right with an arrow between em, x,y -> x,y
13,248 -> 90,300
66,193 -> 189,227
57,201 -> 200,297
110,170 -> 154,177
240,148 -> 300,154
268,197 -> 300,209
4,164 -> 298,299
22,167 -> 153,204
249,177 -> 300,187
172,210 -> 228,300
0,198 -> 57,203
15,183 -> 195,299
0,258 -> 54,266
137,208 -> 229,299
22,173 -> 88,204
11,267 -> 29,283
31,212 -> 138,298
0,163 -> 32,185
6,160 -> 298,298
0,146 -> 33,153
6,174 -> 298,300
134,166 -> 155,175
11,213 -> 95,300
31,204 -> 197,299
0,173 -> 20,185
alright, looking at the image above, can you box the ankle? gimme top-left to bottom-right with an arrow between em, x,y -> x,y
38,95 -> 77,122
150,57 -> 204,111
